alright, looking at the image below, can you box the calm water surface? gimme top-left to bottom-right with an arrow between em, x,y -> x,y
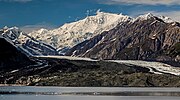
1,86 -> 180,100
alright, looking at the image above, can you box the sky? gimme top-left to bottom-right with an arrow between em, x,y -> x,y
0,0 -> 180,32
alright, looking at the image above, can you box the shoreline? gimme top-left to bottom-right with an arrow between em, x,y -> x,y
0,84 -> 25,86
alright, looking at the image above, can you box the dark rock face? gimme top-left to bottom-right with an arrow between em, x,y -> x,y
66,17 -> 180,62
0,38 -> 34,71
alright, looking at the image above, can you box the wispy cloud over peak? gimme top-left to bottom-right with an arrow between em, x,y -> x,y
97,0 -> 180,5
20,22 -> 57,33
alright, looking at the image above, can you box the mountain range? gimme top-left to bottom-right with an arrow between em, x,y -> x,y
0,27 -> 58,56
0,12 -> 180,86
0,12 -> 179,62
19,11 -> 130,55
66,13 -> 180,63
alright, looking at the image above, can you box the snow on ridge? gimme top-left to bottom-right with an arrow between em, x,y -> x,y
135,13 -> 154,21
0,26 -> 58,56
2,26 -> 22,40
158,16 -> 174,23
3,12 -> 176,56
19,12 -> 175,54
19,11 -> 131,53
133,13 -> 176,24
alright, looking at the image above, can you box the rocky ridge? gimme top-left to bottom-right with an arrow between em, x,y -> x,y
19,11 -> 131,54
65,13 -> 180,62
0,27 -> 58,56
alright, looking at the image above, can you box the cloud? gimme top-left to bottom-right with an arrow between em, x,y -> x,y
97,0 -> 180,5
0,0 -> 32,3
20,22 -> 57,33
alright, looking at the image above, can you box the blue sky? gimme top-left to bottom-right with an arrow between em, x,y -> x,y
0,0 -> 180,31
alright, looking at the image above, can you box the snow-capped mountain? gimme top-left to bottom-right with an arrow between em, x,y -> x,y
0,26 -> 58,56
19,11 -> 131,54
1,12 -> 178,57
0,26 -> 25,50
65,13 -> 180,62
19,12 -> 177,55
133,13 -> 176,23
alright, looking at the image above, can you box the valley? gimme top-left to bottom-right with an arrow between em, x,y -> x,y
1,54 -> 180,87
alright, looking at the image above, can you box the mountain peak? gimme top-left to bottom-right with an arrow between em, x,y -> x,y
136,13 -> 154,21
1,26 -> 22,41
37,28 -> 48,33
3,26 -> 9,30
66,12 -> 180,62
133,13 -> 176,24
23,11 -> 131,52
145,13 -> 154,17
95,10 -> 130,19
3,26 -> 19,31
17,11 -> 179,56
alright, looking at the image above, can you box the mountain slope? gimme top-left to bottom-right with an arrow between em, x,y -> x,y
19,11 -> 131,54
0,27 -> 58,56
66,13 -> 180,62
0,36 -> 34,71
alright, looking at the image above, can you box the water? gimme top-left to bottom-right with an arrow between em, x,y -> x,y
1,86 -> 180,100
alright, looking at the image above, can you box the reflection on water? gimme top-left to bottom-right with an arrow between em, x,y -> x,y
1,91 -> 180,96
1,86 -> 180,100
2,95 -> 180,100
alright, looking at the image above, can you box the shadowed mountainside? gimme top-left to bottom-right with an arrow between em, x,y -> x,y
0,38 -> 35,71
